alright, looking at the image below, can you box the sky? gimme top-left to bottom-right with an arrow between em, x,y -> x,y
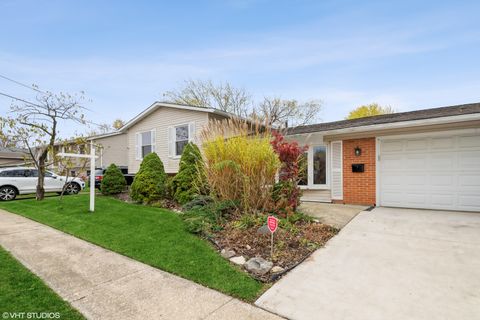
1,0 -> 480,137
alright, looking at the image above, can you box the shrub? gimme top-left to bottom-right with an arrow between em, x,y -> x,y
200,119 -> 280,214
170,142 -> 208,204
182,195 -> 214,211
130,153 -> 167,203
182,199 -> 238,235
100,164 -> 127,195
270,131 -> 308,214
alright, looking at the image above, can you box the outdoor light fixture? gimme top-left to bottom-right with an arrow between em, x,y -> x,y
354,146 -> 362,156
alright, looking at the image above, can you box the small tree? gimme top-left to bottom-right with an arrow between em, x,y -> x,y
346,103 -> 395,119
101,164 -> 127,195
130,153 -> 167,203
270,131 -> 308,215
170,142 -> 207,204
1,90 -> 87,200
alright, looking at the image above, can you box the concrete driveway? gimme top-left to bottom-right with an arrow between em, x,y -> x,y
256,207 -> 480,320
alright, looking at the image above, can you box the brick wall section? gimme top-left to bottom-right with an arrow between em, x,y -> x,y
342,137 -> 376,205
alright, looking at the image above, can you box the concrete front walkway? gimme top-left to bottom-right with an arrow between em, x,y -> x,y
299,202 -> 368,229
256,207 -> 480,320
0,210 -> 281,320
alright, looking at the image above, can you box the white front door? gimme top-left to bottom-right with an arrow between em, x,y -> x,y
378,129 -> 480,212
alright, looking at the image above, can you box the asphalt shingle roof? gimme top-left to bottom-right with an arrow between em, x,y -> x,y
287,102 -> 480,135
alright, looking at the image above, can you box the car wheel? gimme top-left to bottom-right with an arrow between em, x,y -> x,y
65,182 -> 80,195
0,186 -> 17,201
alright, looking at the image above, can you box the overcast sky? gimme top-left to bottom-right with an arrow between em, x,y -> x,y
1,0 -> 479,137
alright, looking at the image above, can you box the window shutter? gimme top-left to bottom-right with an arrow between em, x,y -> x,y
135,133 -> 141,160
331,141 -> 343,200
188,122 -> 196,143
151,129 -> 156,153
168,126 -> 174,157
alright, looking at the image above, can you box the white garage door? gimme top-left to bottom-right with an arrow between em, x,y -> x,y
378,130 -> 480,212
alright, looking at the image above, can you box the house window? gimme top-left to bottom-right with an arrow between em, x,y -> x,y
313,146 -> 327,185
141,131 -> 152,158
298,152 -> 308,185
175,125 -> 189,156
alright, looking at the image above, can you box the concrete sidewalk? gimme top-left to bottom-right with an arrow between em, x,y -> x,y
0,210 -> 281,320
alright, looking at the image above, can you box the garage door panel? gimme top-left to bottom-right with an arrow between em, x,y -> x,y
431,194 -> 455,206
379,131 -> 480,212
430,174 -> 454,187
430,155 -> 455,169
381,155 -> 403,170
458,174 -> 480,187
431,137 -> 454,149
404,193 -> 427,205
458,195 -> 480,210
459,151 -> 480,169
405,155 -> 427,169
381,174 -> 403,186
458,135 -> 480,148
382,140 -> 403,152
406,139 -> 428,150
406,174 -> 427,186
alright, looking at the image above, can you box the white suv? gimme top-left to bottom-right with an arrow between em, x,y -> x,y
0,167 -> 85,201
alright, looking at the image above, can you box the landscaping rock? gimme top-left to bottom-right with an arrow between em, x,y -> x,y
230,256 -> 246,265
245,257 -> 273,275
271,266 -> 285,273
257,225 -> 270,235
246,244 -> 251,250
221,248 -> 236,259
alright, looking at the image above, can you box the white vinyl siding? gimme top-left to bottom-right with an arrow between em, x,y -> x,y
128,108 -> 210,174
331,141 -> 343,200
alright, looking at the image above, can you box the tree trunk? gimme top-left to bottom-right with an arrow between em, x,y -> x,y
36,155 -> 47,200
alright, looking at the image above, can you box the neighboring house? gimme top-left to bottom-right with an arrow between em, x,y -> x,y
90,101 -> 480,212
286,103 -> 480,212
89,102 -> 233,174
0,147 -> 29,167
46,141 -> 91,177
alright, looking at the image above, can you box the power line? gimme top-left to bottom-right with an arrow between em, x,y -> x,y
0,91 -> 106,130
0,73 -> 48,95
0,91 -> 42,107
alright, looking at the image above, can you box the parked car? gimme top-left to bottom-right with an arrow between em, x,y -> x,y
91,167 -> 134,189
0,167 -> 85,201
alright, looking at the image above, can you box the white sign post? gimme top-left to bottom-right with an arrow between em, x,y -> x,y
57,140 -> 98,212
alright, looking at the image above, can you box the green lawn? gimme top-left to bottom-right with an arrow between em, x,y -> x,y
0,246 -> 84,319
0,195 -> 264,301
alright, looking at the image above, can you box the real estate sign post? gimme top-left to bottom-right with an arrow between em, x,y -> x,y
58,141 -> 98,212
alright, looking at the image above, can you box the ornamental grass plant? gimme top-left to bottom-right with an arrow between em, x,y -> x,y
200,119 -> 280,214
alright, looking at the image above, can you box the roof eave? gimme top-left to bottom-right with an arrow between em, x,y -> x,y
288,113 -> 480,137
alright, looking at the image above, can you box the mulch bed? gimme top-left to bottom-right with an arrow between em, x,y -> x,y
110,192 -> 338,282
213,220 -> 338,282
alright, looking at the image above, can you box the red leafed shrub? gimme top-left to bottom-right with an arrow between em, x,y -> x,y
270,131 -> 308,215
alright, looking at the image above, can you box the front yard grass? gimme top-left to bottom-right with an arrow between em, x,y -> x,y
0,195 -> 264,301
0,246 -> 84,319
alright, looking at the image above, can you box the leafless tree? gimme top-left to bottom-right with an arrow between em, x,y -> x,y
252,97 -> 322,128
163,79 -> 252,117
163,79 -> 322,127
2,91 -> 87,200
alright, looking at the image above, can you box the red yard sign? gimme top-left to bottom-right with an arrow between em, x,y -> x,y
267,216 -> 278,233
